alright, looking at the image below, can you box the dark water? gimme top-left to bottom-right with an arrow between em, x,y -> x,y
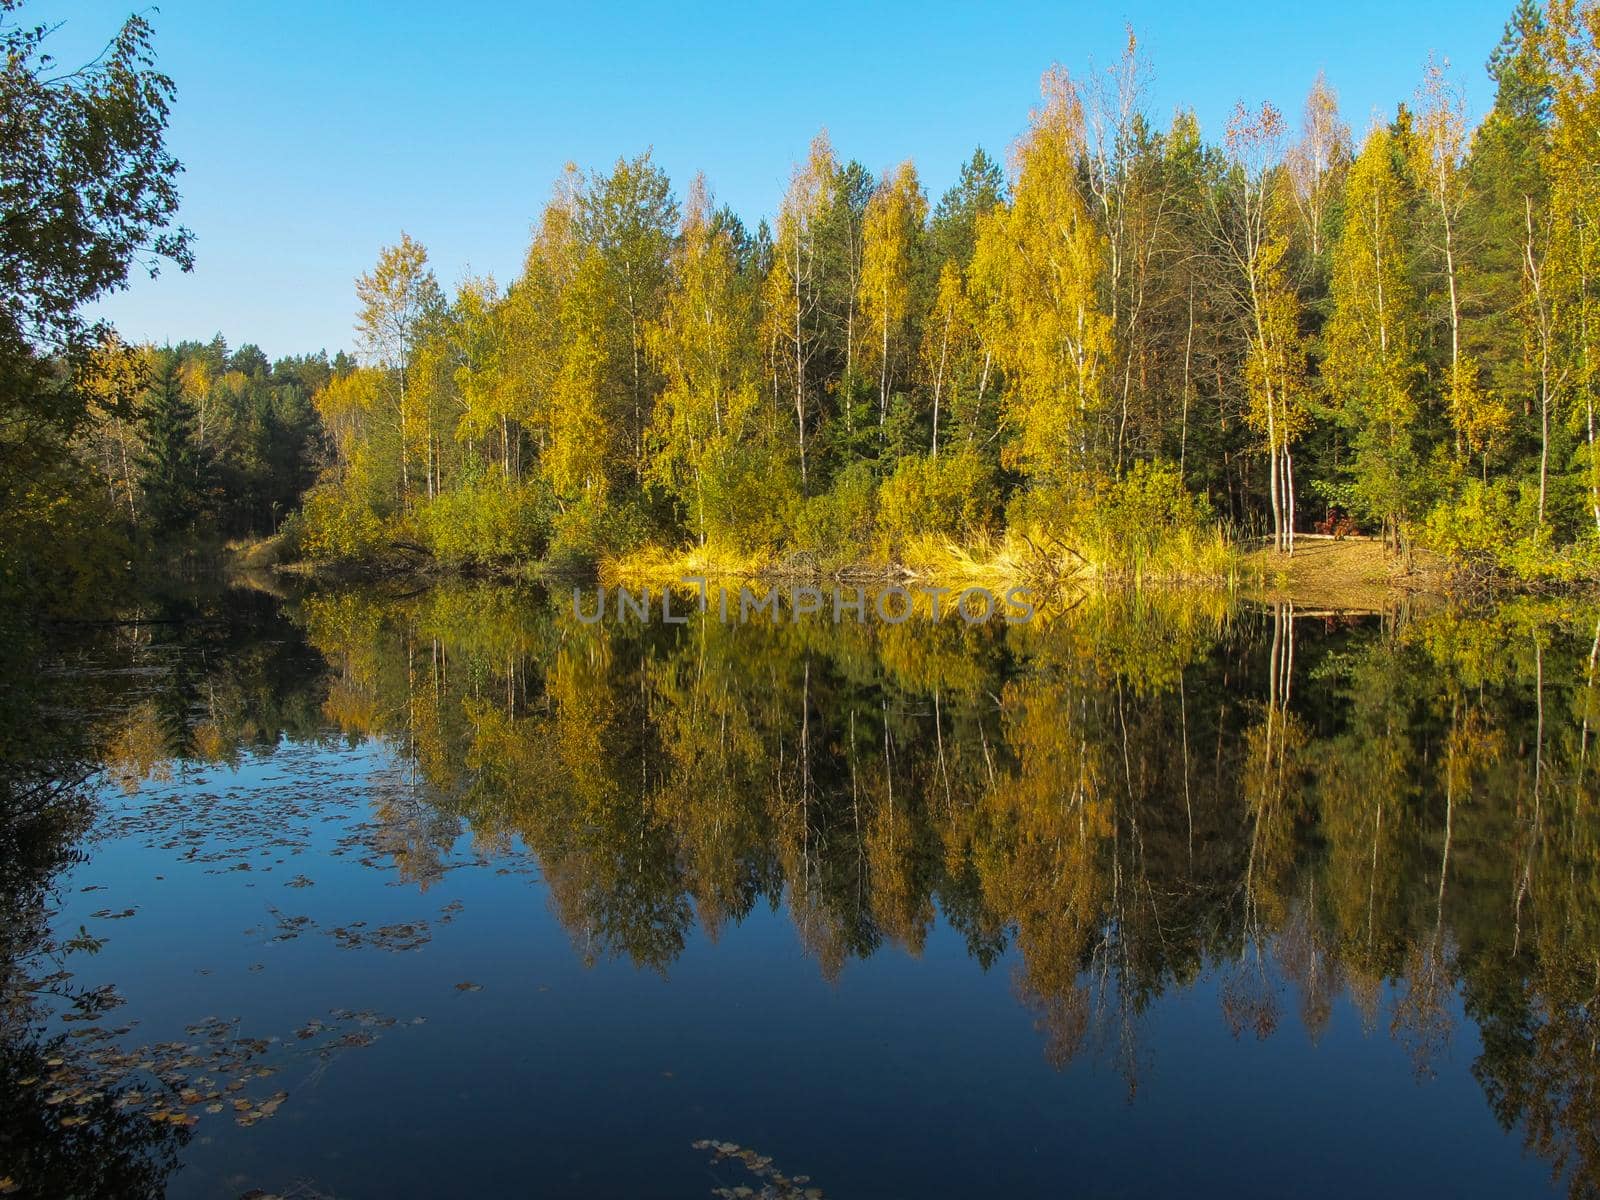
3,581 -> 1598,1199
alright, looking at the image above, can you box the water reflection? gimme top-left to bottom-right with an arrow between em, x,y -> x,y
0,589 -> 322,1199
5,583 -> 1600,1196
300,584 -> 1600,1192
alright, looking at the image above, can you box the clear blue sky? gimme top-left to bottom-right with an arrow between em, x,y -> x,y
41,0 -> 1517,360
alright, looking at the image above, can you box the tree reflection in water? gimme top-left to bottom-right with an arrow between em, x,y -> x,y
6,582 -> 1600,1196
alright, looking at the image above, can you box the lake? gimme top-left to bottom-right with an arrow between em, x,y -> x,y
3,580 -> 1596,1198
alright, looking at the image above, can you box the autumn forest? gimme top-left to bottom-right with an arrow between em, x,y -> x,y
294,1 -> 1600,585
11,3 -> 1600,1197
13,1 -> 1600,607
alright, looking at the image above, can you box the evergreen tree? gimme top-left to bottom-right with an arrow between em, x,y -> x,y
929,148 -> 1005,270
1465,0 -> 1554,404
138,353 -> 209,535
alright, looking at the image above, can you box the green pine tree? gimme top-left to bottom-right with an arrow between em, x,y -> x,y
138,353 -> 209,535
1465,0 -> 1554,403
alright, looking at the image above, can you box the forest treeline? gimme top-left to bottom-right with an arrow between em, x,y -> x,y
0,1 -> 345,614
278,0 -> 1600,586
80,337 -> 335,541
19,1 -> 1600,606
0,1 -> 193,614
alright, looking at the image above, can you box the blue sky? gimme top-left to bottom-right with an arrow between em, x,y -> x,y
42,1 -> 1517,359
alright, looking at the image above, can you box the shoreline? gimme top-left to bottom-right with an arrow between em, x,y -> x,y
231,531 -> 1490,613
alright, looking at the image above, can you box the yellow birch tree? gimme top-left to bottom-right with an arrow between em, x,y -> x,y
859,160 -> 927,432
1326,123 -> 1425,549
970,67 -> 1113,511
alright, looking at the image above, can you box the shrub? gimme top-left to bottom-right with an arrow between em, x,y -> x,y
876,449 -> 999,558
1078,460 -> 1217,565
297,483 -> 389,561
413,478 -> 553,566
546,493 -> 655,571
275,509 -> 306,560
1009,459 -> 1228,579
700,445 -> 802,555
791,462 -> 878,570
1423,478 -> 1600,583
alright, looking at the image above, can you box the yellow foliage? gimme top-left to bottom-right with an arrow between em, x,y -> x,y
970,67 -> 1113,495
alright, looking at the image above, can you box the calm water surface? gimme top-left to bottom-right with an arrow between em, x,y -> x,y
3,582 -> 1596,1198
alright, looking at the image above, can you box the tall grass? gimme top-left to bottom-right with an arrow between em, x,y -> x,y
604,520 -> 1241,592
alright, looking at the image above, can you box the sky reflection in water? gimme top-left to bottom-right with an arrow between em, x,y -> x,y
3,583 -> 1594,1199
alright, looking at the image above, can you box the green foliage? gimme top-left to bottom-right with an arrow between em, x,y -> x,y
876,449 -> 998,554
929,147 -> 1006,270
548,494 -> 653,569
0,2 -> 192,356
296,483 -> 388,562
1424,477 -> 1540,567
697,443 -> 801,554
1423,478 -> 1600,583
137,355 -> 208,537
0,2 -> 191,617
791,462 -> 879,569
1074,459 -> 1221,571
412,476 -> 553,566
